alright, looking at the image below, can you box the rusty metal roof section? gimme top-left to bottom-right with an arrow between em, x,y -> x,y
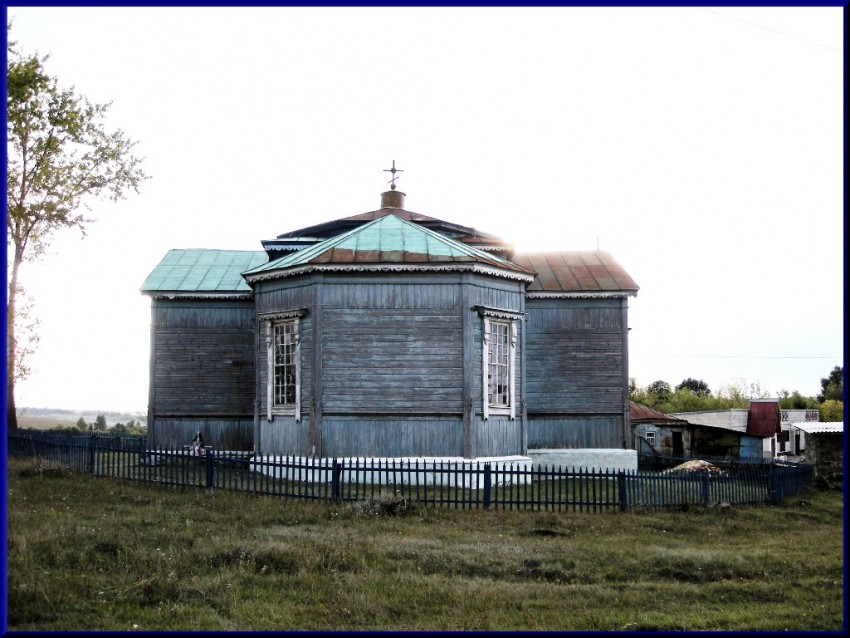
747,400 -> 781,438
245,214 -> 535,278
630,401 -> 688,424
512,251 -> 639,295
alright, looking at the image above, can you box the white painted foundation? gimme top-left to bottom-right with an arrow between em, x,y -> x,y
250,455 -> 533,488
527,448 -> 638,472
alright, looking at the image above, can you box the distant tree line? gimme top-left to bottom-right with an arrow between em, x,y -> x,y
37,414 -> 147,436
630,366 -> 843,422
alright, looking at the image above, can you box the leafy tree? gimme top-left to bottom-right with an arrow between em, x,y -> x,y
75,417 -> 88,431
6,31 -> 148,429
94,414 -> 107,432
676,378 -> 711,397
817,366 -> 843,403
646,380 -> 672,403
818,400 -> 843,423
778,390 -> 818,410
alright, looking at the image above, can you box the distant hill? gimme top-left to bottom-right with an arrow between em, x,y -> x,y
15,407 -> 146,429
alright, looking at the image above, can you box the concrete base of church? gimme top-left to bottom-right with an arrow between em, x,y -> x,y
527,448 -> 638,472
250,455 -> 533,488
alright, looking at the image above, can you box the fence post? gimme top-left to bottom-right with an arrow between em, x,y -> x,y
205,447 -> 215,489
88,434 -> 95,476
331,459 -> 341,502
618,471 -> 628,511
702,470 -> 710,506
483,463 -> 492,509
769,464 -> 780,505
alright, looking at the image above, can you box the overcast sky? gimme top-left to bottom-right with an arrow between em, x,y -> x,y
6,6 -> 844,414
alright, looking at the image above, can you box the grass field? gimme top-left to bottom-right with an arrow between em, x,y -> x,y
15,415 -> 79,430
5,457 -> 844,631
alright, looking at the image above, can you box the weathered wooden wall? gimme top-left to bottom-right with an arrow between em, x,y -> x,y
322,416 -> 464,457
527,415 -> 623,449
151,418 -> 254,450
252,272 -> 527,458
525,298 -> 627,449
149,299 -> 256,450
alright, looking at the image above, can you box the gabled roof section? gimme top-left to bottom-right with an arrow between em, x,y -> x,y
141,249 -> 268,293
747,400 -> 781,438
630,401 -> 688,424
245,214 -> 533,278
512,251 -> 639,295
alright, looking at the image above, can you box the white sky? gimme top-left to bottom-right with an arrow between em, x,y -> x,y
6,6 -> 844,413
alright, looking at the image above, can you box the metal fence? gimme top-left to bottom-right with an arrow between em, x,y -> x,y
8,431 -> 813,511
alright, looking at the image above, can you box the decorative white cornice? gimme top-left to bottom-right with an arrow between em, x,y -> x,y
525,291 -> 637,299
244,263 -> 536,285
148,292 -> 253,301
474,305 -> 526,321
258,308 -> 308,322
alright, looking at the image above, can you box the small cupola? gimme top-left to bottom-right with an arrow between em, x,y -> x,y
380,189 -> 406,209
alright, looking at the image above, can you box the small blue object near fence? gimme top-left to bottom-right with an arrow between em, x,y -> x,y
7,431 -> 813,512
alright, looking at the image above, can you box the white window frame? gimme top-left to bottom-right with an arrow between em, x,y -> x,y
478,307 -> 522,421
262,310 -> 304,422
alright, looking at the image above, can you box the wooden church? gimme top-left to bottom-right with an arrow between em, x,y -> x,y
141,174 -> 639,460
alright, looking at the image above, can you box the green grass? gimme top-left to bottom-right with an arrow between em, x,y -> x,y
6,457 -> 844,631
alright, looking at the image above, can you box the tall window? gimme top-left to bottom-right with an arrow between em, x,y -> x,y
264,315 -> 302,421
481,314 -> 518,420
488,321 -> 511,407
274,322 -> 297,406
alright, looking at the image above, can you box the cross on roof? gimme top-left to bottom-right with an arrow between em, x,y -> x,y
383,160 -> 403,190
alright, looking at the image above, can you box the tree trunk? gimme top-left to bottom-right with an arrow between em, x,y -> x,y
6,255 -> 21,430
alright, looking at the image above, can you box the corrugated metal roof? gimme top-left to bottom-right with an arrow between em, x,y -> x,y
793,422 -> 844,434
629,401 -> 688,424
141,249 -> 268,292
511,251 -> 639,293
245,214 -> 534,275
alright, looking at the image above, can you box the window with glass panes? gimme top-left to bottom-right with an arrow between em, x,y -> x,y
273,321 -> 297,406
488,320 -> 511,407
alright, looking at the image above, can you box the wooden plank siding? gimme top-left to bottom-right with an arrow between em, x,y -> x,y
258,415 -> 313,456
322,416 -> 464,458
150,299 -> 256,419
151,418 -> 254,451
526,415 -> 623,449
321,309 -> 463,413
524,298 -> 627,449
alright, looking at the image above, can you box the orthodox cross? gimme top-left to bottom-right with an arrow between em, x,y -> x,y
383,160 -> 403,190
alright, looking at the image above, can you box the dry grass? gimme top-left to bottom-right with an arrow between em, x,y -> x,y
6,457 -> 844,631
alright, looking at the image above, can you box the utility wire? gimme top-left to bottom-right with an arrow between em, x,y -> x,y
701,7 -> 843,54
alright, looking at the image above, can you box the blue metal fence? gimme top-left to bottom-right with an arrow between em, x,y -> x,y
8,431 -> 813,511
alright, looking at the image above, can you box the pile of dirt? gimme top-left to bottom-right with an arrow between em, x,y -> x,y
664,459 -> 726,477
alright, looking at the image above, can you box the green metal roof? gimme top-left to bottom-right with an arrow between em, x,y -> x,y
141,249 -> 268,293
244,214 -> 530,276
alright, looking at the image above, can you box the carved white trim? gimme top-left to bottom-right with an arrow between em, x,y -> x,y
525,291 -> 636,299
148,292 -> 253,300
244,263 -> 535,284
474,306 -> 526,321
258,308 -> 308,322
482,317 -> 490,423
